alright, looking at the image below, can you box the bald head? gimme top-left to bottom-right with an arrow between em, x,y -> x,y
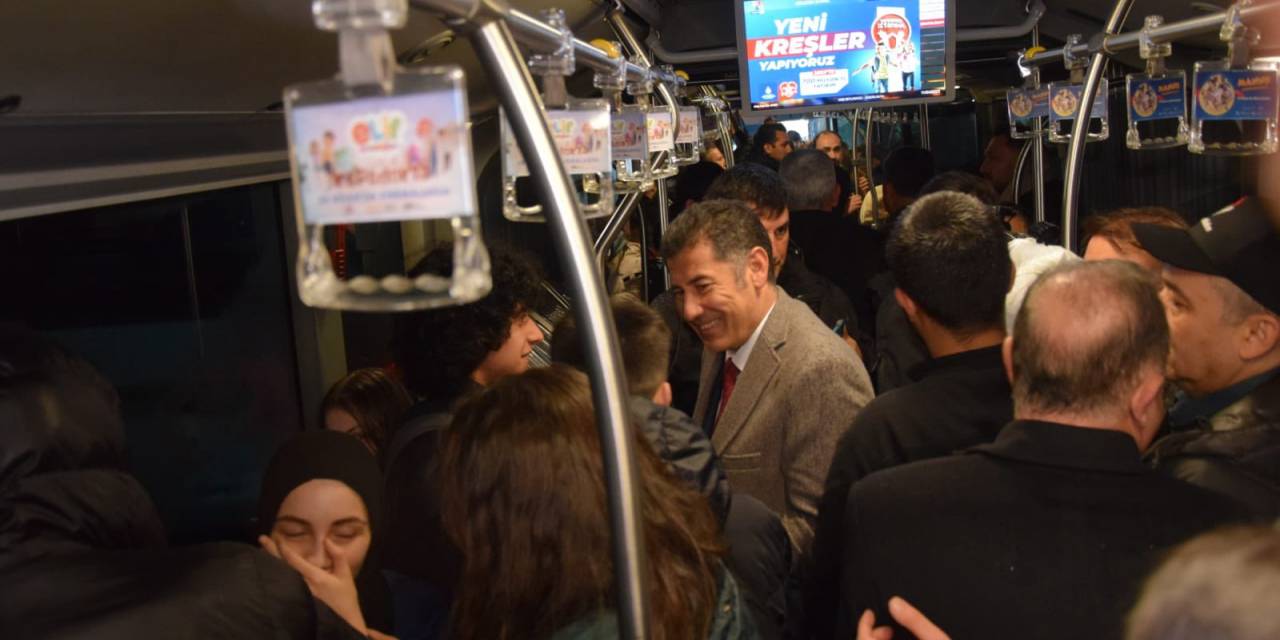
1011,261 -> 1169,420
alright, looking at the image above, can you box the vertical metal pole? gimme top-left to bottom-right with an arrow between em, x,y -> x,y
918,104 -> 931,150
1031,27 -> 1047,225
655,177 -> 671,289
865,108 -> 881,223
1062,0 -> 1134,252
638,198 -> 651,301
468,19 -> 650,640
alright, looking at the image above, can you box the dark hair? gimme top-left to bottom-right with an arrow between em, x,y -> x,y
552,293 -> 672,398
919,171 -> 1001,206
1083,207 -> 1188,252
0,325 -> 126,472
887,191 -> 1011,333
705,162 -> 789,218
438,365 -> 723,640
883,146 -> 936,199
752,123 -> 788,153
1127,525 -> 1280,640
780,148 -> 837,211
660,198 -> 775,281
394,245 -> 544,401
320,368 -> 413,455
671,161 -> 726,217
1012,260 -> 1170,415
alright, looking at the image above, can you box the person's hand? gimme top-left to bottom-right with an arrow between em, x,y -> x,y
856,597 -> 950,640
260,535 -> 369,635
842,328 -> 863,359
846,192 -> 864,216
857,175 -> 871,194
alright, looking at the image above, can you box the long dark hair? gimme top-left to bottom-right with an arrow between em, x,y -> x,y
437,365 -> 724,640
320,367 -> 412,455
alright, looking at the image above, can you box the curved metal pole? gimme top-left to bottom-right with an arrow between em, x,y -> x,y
1011,137 -> 1033,207
595,190 -> 643,257
468,19 -> 651,640
1062,0 -> 1134,253
1031,27 -> 1047,225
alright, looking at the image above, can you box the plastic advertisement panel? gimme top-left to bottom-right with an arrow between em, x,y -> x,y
290,90 -> 474,225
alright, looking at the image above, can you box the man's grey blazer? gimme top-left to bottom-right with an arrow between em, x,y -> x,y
693,288 -> 874,555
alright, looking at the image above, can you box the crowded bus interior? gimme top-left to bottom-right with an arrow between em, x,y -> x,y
5,0 -> 1280,638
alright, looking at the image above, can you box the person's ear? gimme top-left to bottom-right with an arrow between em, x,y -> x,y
1002,336 -> 1016,386
1238,313 -> 1280,361
652,381 -> 673,407
1129,368 -> 1167,452
747,246 -> 771,287
894,287 -> 922,327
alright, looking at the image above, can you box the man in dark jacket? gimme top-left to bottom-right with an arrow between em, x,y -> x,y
553,293 -> 788,639
806,191 -> 1014,640
1134,198 -> 1280,517
383,246 -> 547,602
0,328 -> 365,640
744,123 -> 792,172
834,261 -> 1246,640
779,149 -> 885,358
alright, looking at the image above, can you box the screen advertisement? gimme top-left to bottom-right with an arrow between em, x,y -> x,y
735,0 -> 955,116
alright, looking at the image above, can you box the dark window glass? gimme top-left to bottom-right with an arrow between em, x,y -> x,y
0,183 -> 303,544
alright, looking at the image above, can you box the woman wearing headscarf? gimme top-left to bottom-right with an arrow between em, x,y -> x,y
258,431 -> 395,637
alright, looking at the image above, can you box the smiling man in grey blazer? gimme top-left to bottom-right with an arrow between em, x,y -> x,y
663,198 -> 875,556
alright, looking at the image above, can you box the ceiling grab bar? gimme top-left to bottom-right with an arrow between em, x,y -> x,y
1061,0 -> 1135,253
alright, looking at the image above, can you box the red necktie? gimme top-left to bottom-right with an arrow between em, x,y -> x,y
716,359 -> 740,423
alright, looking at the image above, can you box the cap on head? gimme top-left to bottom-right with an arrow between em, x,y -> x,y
1134,198 -> 1280,315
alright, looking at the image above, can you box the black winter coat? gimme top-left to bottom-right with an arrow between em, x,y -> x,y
630,396 -> 731,525
0,339 -> 363,640
1147,372 -> 1280,519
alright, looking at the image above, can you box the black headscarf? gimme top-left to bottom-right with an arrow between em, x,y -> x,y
257,430 -> 392,632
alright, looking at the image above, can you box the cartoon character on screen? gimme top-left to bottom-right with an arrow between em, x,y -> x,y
852,42 -> 897,94
321,131 -> 337,178
898,41 -> 918,91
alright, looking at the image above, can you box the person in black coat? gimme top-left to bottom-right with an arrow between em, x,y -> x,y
0,328 -> 368,640
1134,198 -> 1280,518
806,191 -> 1014,640
779,149 -> 885,352
834,261 -> 1247,640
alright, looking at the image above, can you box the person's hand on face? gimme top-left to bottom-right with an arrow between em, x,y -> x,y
260,535 -> 369,635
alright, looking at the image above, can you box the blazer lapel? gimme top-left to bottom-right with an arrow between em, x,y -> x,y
692,346 -> 721,425
711,298 -> 789,451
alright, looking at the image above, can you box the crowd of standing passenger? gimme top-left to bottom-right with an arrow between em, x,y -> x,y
3,118 -> 1280,640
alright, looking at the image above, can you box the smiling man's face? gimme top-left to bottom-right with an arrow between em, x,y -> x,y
668,240 -> 771,353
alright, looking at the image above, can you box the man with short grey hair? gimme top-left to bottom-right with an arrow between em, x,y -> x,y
662,199 -> 874,556
780,149 -> 885,346
834,260 -> 1244,640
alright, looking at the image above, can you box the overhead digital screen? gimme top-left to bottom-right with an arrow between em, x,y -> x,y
734,0 -> 955,116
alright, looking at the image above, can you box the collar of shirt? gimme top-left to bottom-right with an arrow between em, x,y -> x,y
969,419 -> 1147,475
1168,366 -> 1280,429
726,302 -> 777,372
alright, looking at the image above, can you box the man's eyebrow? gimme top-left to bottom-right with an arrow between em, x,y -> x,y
1161,276 -> 1188,300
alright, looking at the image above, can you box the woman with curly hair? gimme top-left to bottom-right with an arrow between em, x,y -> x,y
438,365 -> 758,640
